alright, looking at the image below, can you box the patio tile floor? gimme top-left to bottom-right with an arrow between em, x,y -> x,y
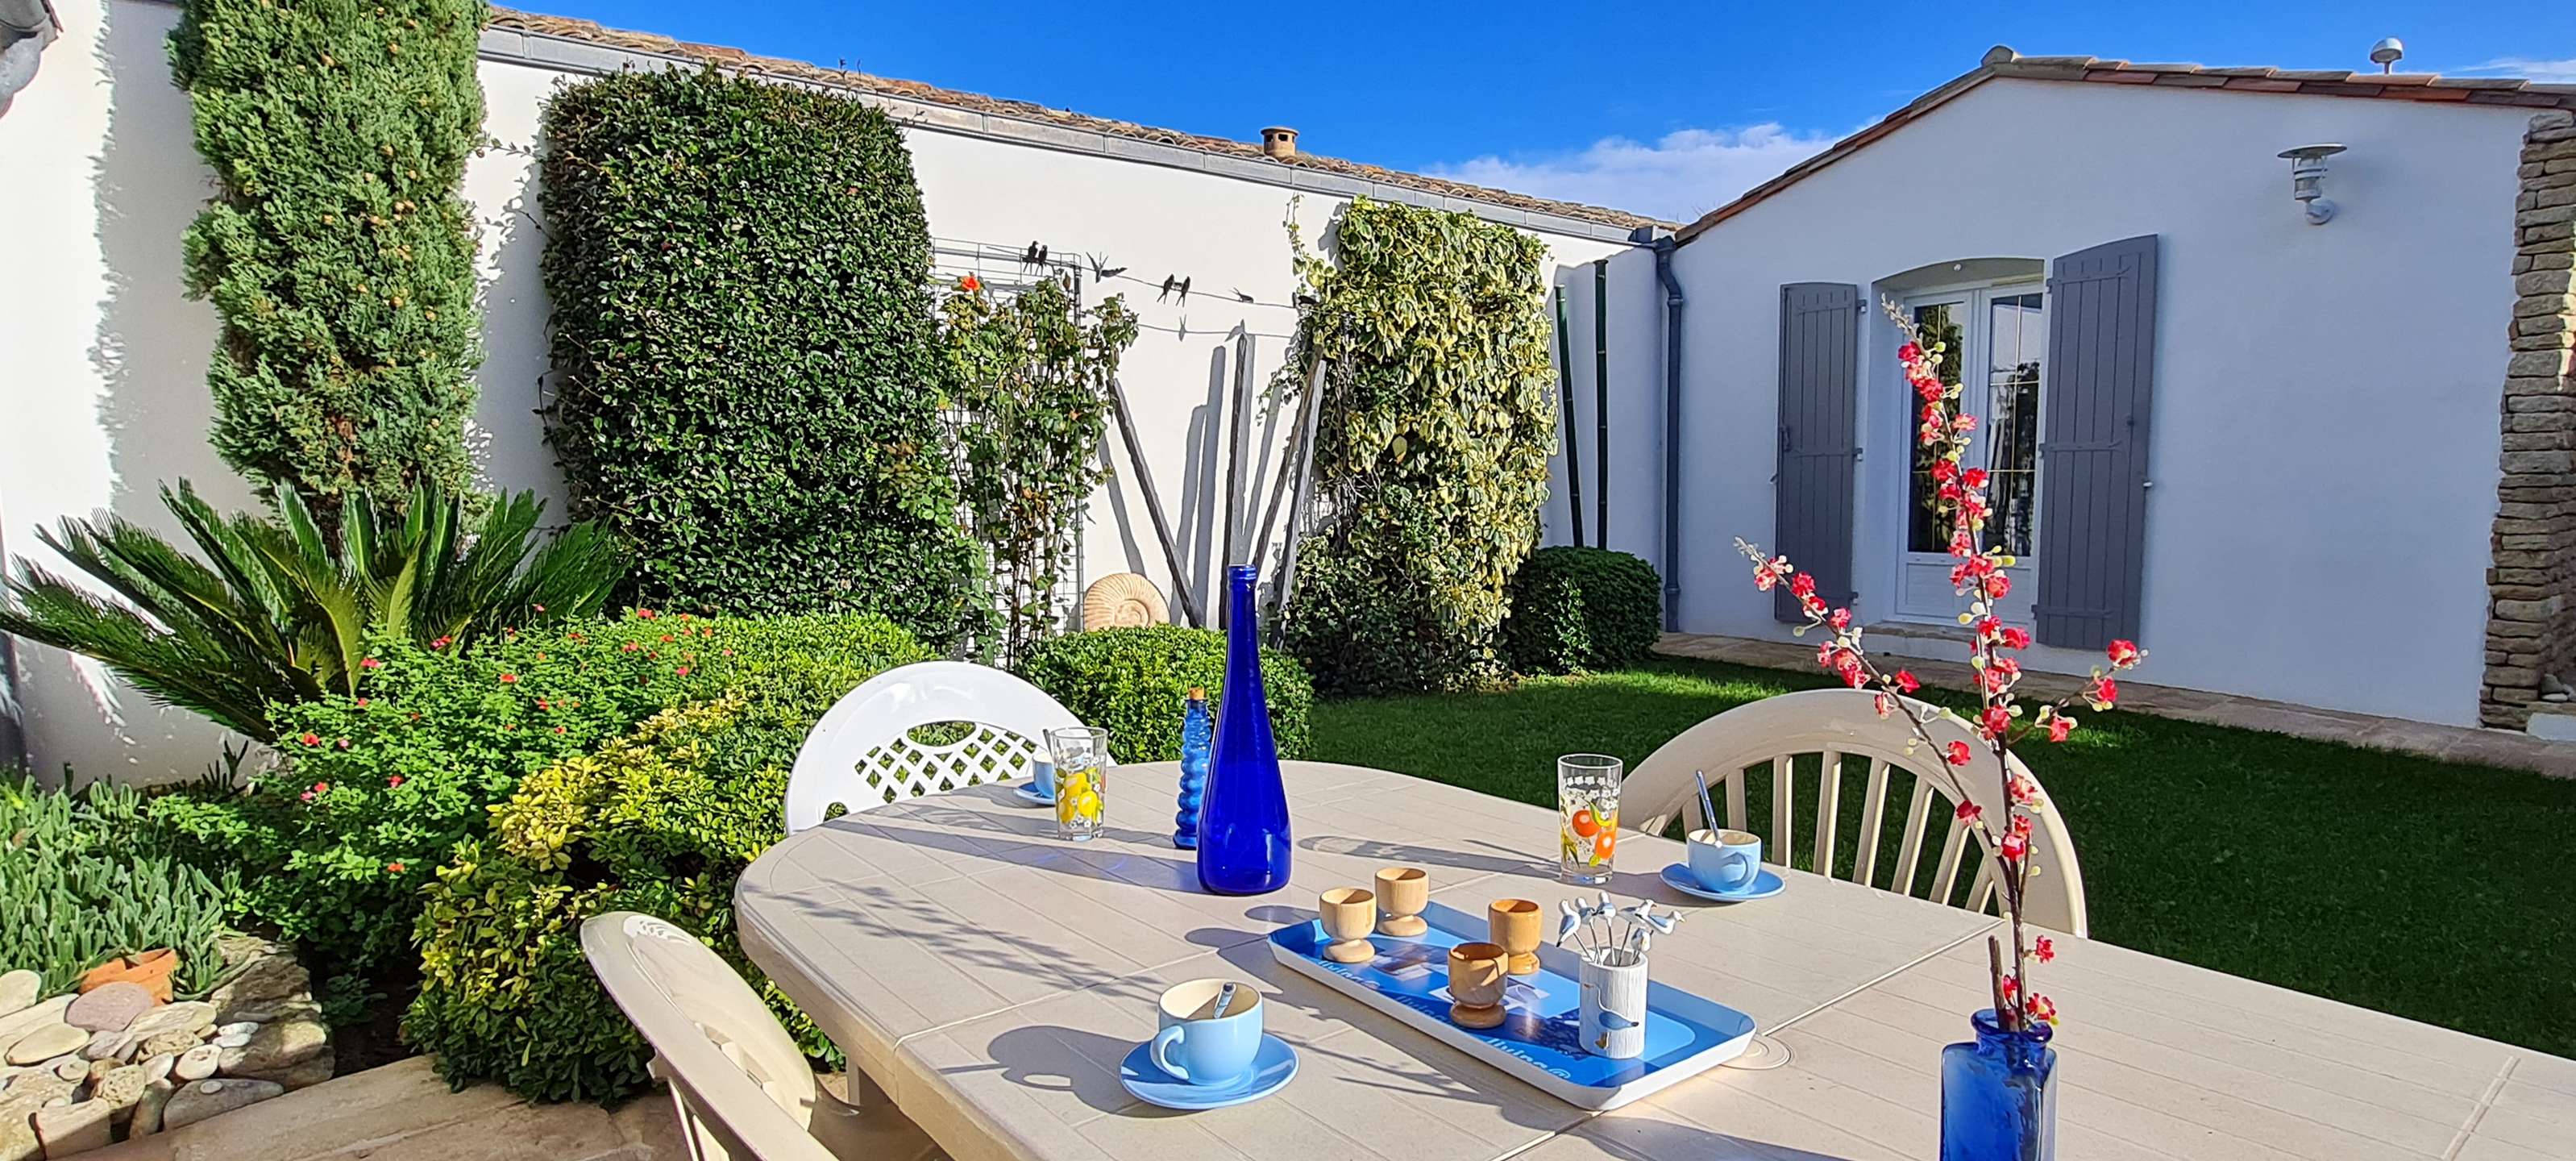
1655,632 -> 2576,779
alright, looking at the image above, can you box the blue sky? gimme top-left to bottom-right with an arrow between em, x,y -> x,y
526,2 -> 2571,221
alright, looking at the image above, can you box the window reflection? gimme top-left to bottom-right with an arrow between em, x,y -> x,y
1906,302 -> 1965,554
1987,293 -> 2042,557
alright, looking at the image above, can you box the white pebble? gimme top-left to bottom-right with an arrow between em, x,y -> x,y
210,1033 -> 250,1050
214,1022 -> 258,1038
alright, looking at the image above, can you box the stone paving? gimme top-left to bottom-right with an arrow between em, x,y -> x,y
1656,632 -> 2576,779
83,1056 -> 944,1161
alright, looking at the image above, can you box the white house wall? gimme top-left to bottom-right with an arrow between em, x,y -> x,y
1668,77 -> 2524,726
0,0 -> 1631,784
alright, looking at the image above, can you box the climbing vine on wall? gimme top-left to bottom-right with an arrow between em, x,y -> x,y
938,274 -> 1139,665
171,0 -> 489,516
1278,198 -> 1557,695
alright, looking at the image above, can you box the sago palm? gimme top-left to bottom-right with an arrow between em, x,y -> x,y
0,481 -> 626,742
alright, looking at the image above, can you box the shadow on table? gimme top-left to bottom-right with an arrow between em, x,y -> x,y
1302,834 -> 1556,880
1588,1114 -> 1865,1161
978,1024 -> 1153,1115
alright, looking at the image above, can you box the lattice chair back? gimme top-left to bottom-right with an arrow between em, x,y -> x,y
783,660 -> 1091,834
580,912 -> 837,1161
1626,689 -> 2088,937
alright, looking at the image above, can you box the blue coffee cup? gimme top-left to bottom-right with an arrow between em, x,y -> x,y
1687,828 -> 1763,894
1149,978 -> 1263,1086
1031,757 -> 1056,799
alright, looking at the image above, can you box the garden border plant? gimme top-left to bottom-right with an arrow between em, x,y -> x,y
1019,626 -> 1314,762
539,65 -> 985,648
1502,546 -> 1662,675
171,0 -> 490,516
1278,198 -> 1558,695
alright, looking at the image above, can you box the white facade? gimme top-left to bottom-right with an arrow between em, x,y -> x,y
0,0 -> 1631,783
1664,77 -> 2526,726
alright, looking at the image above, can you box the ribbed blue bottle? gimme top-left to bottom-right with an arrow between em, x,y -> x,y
1195,566 -> 1291,894
1173,688 -> 1211,849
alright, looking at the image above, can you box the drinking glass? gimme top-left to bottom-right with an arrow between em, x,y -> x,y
1047,727 -> 1112,842
1558,754 -> 1622,885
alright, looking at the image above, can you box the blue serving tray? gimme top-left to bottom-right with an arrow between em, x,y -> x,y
1267,900 -> 1755,1109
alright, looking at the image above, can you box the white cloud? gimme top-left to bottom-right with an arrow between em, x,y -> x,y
2458,57 -> 2576,83
1425,124 -> 1839,223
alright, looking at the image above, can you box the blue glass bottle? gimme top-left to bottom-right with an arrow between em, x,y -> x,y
1940,1009 -> 2057,1161
1174,688 -> 1211,849
1196,565 -> 1291,894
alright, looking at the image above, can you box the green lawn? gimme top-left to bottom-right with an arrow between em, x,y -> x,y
1307,655 -> 2576,1059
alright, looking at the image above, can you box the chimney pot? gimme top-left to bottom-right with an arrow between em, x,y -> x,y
1261,126 -> 1298,160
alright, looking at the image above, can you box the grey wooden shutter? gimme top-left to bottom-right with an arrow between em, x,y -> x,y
1774,282 -> 1860,622
2034,235 -> 2158,649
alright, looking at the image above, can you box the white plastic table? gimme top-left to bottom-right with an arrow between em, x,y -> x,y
736,760 -> 2576,1161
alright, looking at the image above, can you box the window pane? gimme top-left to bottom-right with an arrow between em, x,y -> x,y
1907,303 -> 1965,553
1985,293 -> 2042,557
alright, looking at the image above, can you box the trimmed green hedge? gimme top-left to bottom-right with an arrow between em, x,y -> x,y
1502,547 -> 1662,674
171,0 -> 489,512
538,66 -> 986,647
150,612 -> 929,979
1019,627 -> 1314,763
1280,198 -> 1556,695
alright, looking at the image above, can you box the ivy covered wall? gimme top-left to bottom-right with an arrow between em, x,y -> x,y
538,66 -> 987,648
1281,198 -> 1557,694
170,0 -> 489,514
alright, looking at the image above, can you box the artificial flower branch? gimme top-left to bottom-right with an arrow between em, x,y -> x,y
1733,298 -> 2145,1035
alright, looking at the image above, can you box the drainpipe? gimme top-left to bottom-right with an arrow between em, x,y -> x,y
1592,260 -> 1610,549
1632,225 -> 1685,631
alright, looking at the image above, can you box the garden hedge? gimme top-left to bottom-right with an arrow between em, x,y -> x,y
150,611 -> 930,979
538,66 -> 985,647
1502,547 -> 1663,674
1279,198 -> 1556,695
405,619 -> 925,1102
1018,626 -> 1314,762
170,0 -> 488,514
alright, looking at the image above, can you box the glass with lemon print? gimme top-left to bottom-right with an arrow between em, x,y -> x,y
1045,726 -> 1112,841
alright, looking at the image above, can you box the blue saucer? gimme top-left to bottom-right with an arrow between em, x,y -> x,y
1012,783 -> 1055,807
1660,862 -> 1785,903
1118,1034 -> 1298,1110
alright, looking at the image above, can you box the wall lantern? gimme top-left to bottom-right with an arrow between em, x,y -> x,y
2275,144 -> 2346,226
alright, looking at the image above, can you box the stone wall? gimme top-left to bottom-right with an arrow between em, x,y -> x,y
2484,111 -> 2576,729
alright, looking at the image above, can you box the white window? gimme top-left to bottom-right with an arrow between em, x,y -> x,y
1894,282 -> 2045,622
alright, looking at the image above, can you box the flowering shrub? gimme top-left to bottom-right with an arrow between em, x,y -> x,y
1735,300 -> 2146,1035
148,611 -> 929,977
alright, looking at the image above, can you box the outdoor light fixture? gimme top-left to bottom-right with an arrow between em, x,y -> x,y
2276,144 -> 2346,226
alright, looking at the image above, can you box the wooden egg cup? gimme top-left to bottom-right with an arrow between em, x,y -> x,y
1447,942 -> 1508,1029
1375,867 -> 1428,937
1488,898 -> 1542,976
1319,887 -> 1378,963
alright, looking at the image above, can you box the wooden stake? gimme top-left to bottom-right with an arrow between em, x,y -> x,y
1988,935 -> 2013,1031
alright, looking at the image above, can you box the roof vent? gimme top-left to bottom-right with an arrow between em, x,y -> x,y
1260,126 -> 1298,160
2369,37 -> 2404,74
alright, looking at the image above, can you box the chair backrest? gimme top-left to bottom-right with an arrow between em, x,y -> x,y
783,660 -> 1091,834
581,912 -> 836,1161
1627,689 -> 2088,937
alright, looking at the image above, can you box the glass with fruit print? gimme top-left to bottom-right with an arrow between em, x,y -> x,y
1047,727 -> 1111,841
1557,754 -> 1622,885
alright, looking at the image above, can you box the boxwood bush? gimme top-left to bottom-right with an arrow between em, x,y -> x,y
149,612 -> 929,978
1502,547 -> 1663,674
1018,626 -> 1314,762
407,620 -> 919,1101
538,66 -> 986,648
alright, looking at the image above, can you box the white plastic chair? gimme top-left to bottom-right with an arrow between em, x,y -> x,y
783,660 -> 1092,834
582,911 -> 917,1161
1626,689 -> 2089,937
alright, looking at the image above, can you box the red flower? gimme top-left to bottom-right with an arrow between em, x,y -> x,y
298,732 -> 320,747
2106,639 -> 2142,668
1873,693 -> 1894,718
385,862 -> 405,875
1999,830 -> 2028,861
360,656 -> 382,670
635,608 -> 659,619
1953,798 -> 1983,823
1999,626 -> 2031,651
2090,676 -> 2119,707
2046,714 -> 2074,743
1978,705 -> 2010,739
1828,607 -> 1851,630
959,273 -> 982,293
430,636 -> 451,650
335,738 -> 351,750
675,665 -> 692,676
2023,993 -> 2059,1026
1897,343 -> 1922,363
659,634 -> 675,643
354,697 -> 369,708
1893,670 -> 1920,693
1942,741 -> 1974,767
311,782 -> 330,794
2033,935 -> 2056,964
388,775 -> 405,788
1952,414 -> 1979,433
498,672 -> 518,684
1930,459 -> 1958,483
534,603 -> 546,613
1983,573 -> 2011,599
1961,467 -> 1988,489
299,790 -> 316,803
1790,572 -> 1817,598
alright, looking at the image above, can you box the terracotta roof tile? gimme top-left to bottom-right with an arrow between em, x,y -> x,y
484,8 -> 1667,232
1677,44 -> 2576,243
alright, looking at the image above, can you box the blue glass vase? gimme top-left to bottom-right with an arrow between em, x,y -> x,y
1940,1009 -> 2057,1161
1173,689 -> 1211,850
1196,566 -> 1291,894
